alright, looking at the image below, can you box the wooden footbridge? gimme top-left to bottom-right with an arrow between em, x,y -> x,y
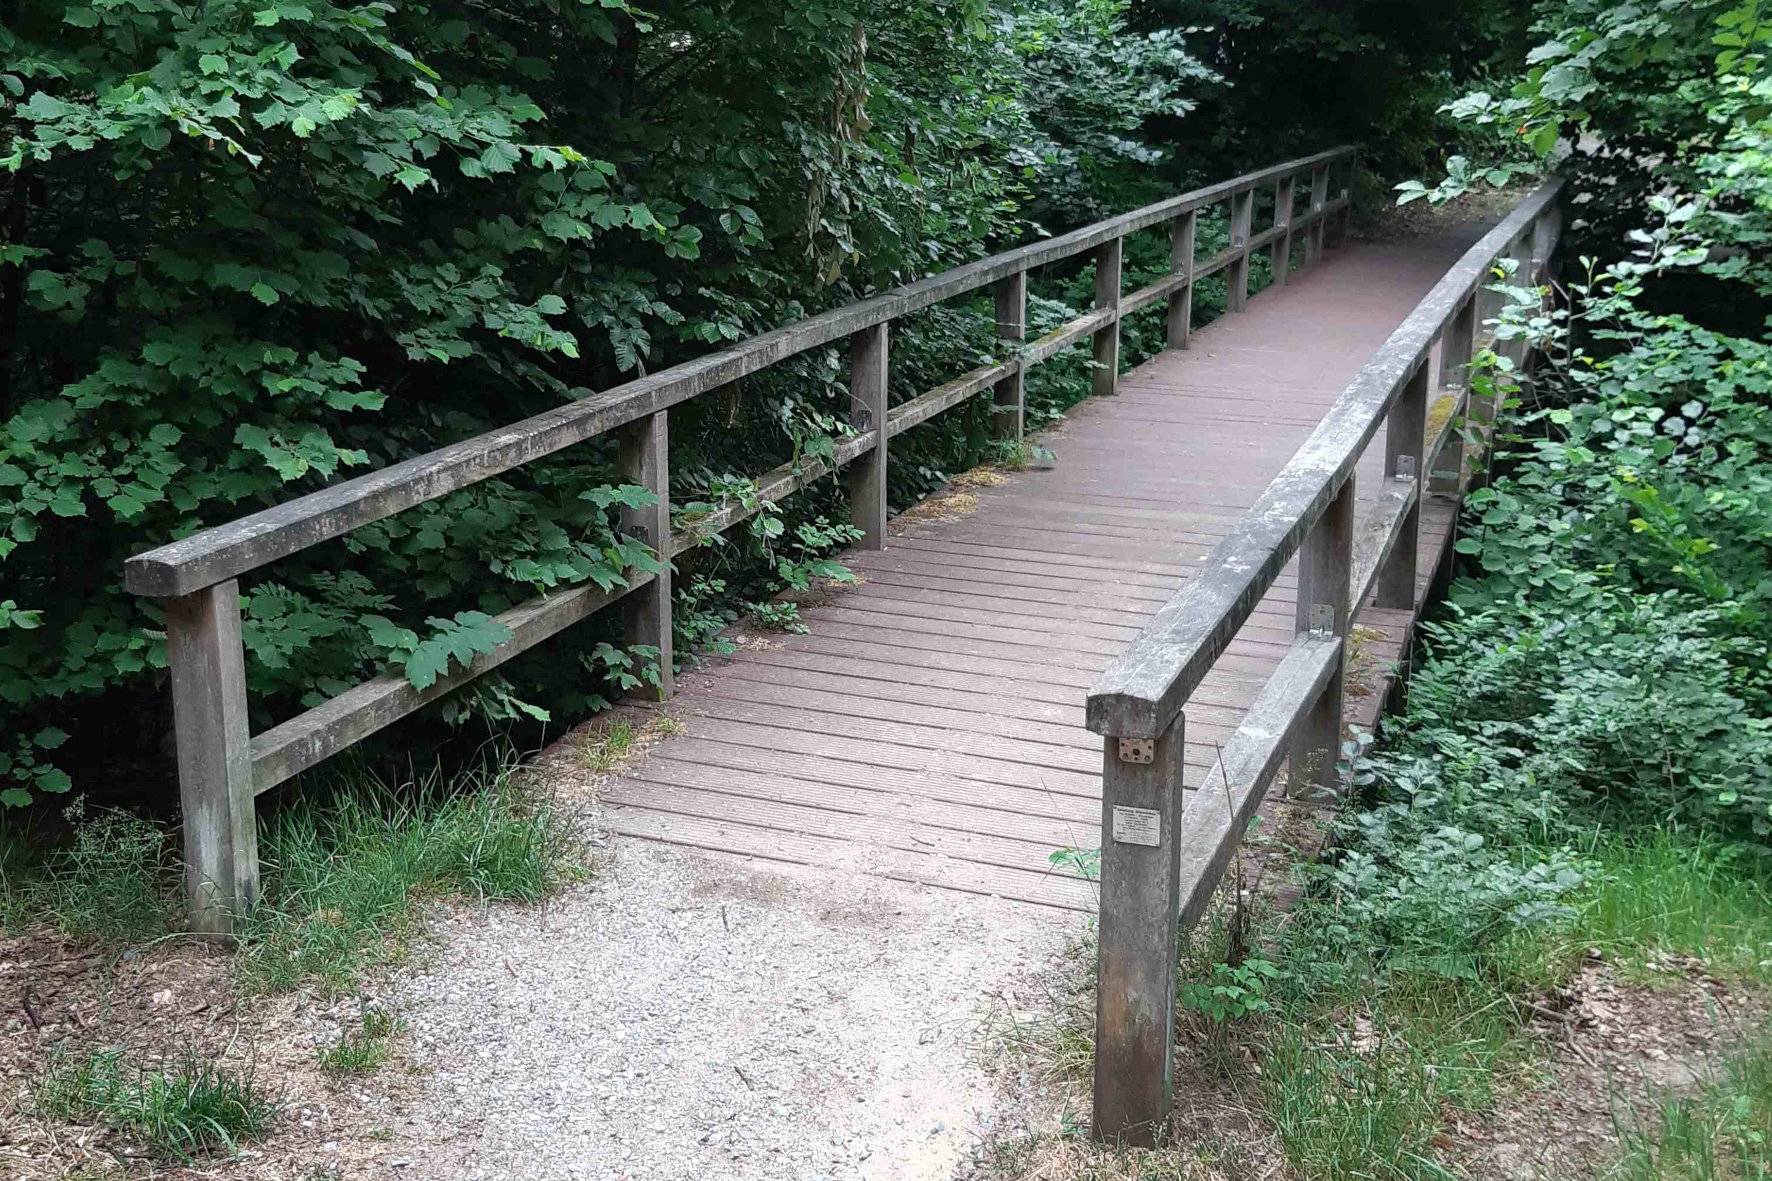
125,147 -> 1562,1144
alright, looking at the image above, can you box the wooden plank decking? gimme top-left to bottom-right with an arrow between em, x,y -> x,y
602,221 -> 1494,910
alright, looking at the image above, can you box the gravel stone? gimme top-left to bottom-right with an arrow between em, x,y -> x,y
378,840 -> 1078,1179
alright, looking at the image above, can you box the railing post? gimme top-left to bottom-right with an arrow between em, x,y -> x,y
1270,174 -> 1295,286
1531,205 -> 1561,288
1306,165 -> 1330,264
1288,478 -> 1354,798
992,270 -> 1027,442
1166,211 -> 1196,350
1093,236 -> 1123,396
1227,190 -> 1254,311
1092,713 -> 1185,1146
848,321 -> 890,548
1430,296 -> 1477,495
618,409 -> 673,698
1329,157 -> 1353,249
1376,363 -> 1428,609
165,580 -> 258,937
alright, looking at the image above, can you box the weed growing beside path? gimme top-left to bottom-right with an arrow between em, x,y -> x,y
2,755 -> 586,1172
1614,1037 -> 1772,1180
34,1049 -> 275,1163
240,762 -> 581,994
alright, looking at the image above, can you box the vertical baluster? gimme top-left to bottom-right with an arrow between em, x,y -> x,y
1093,236 -> 1123,397
1271,174 -> 1296,287
1167,211 -> 1197,350
1289,478 -> 1354,798
1092,714 -> 1185,1146
1227,190 -> 1254,312
165,580 -> 258,936
619,410 -> 673,698
993,271 -> 1027,442
849,321 -> 890,548
1376,363 -> 1429,610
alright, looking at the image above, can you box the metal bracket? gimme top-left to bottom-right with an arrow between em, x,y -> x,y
1117,737 -> 1155,765
1308,603 -> 1336,637
1396,454 -> 1417,481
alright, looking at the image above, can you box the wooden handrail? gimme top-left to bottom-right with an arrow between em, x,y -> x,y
1085,178 -> 1564,742
1085,178 -> 1565,1146
131,145 -> 1359,935
124,146 -> 1355,599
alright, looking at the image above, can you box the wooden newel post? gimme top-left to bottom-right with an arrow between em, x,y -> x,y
1227,190 -> 1254,311
1093,237 -> 1123,397
1092,711 -> 1185,1146
1376,363 -> 1428,609
1330,158 -> 1354,249
1306,166 -> 1329,264
165,580 -> 258,937
619,410 -> 673,698
993,271 -> 1027,442
1167,211 -> 1196,350
1430,296 -> 1477,496
1288,478 -> 1354,798
848,321 -> 890,549
1271,175 -> 1295,286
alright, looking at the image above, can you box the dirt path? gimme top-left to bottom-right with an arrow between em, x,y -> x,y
365,838 -> 1081,1180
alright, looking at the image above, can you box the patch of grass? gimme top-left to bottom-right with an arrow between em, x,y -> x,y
1261,1018 -> 1449,1180
2,800 -> 172,942
574,720 -> 636,772
1613,1035 -> 1772,1180
979,439 -> 1055,473
317,1007 -> 401,1076
1574,829 -> 1772,984
0,815 -> 36,931
239,763 -> 580,995
987,932 -> 1097,1089
980,1127 -> 1241,1180
1260,970 -> 1539,1180
35,1048 -> 275,1162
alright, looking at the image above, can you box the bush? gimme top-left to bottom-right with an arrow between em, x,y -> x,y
0,0 -> 1543,808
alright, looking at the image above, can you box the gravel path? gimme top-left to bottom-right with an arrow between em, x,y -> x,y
378,840 -> 1081,1180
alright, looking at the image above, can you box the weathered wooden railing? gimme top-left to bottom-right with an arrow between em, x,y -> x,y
125,147 -> 1359,934
1083,178 -> 1564,1143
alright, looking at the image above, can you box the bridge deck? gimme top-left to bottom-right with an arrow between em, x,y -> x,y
601,223 -> 1490,909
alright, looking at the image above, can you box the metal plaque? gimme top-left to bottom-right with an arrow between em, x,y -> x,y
1111,806 -> 1162,847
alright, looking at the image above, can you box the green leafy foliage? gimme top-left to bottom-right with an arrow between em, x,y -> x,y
0,0 -> 1238,805
1233,18 -> 1772,1168
1178,957 -> 1277,1022
0,0 -> 1533,807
